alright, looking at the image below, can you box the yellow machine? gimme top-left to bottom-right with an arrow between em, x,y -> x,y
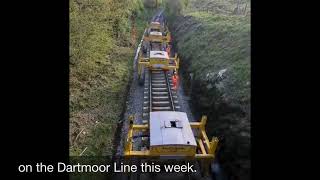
144,21 -> 171,43
124,113 -> 219,175
138,50 -> 179,84
138,21 -> 176,84
143,32 -> 171,43
125,14 -> 219,177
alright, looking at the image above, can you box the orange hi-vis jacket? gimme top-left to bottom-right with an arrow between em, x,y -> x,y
172,74 -> 179,91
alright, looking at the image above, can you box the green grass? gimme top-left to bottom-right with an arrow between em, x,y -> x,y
186,0 -> 250,15
69,0 -> 153,156
174,11 -> 250,104
169,7 -> 250,179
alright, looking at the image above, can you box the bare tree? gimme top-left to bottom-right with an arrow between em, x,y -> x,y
234,0 -> 243,15
243,2 -> 248,15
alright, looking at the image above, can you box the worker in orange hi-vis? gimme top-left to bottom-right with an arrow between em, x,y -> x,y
172,70 -> 179,91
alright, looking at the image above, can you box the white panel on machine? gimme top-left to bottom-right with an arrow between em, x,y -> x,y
150,51 -> 169,59
150,111 -> 197,147
149,31 -> 163,36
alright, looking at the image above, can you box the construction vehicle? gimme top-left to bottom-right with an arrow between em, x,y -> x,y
138,14 -> 175,85
125,11 -> 219,179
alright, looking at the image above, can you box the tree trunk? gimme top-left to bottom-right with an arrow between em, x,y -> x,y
243,3 -> 248,15
234,0 -> 243,15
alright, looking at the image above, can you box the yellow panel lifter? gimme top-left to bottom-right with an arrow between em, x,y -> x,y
124,112 -> 219,176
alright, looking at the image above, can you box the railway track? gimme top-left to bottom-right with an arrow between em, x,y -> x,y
122,10 -> 220,180
142,70 -> 180,124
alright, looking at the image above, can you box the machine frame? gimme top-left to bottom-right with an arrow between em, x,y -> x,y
125,115 -> 219,159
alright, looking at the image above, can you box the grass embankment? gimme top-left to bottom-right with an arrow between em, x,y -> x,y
70,0 -> 154,156
168,1 -> 250,179
174,12 -> 250,105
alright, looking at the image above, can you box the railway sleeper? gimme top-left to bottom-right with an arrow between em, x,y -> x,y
151,77 -> 165,80
152,80 -> 166,83
152,87 -> 167,91
152,96 -> 169,100
143,106 -> 149,111
142,119 -> 148,124
152,106 -> 172,111
152,101 -> 170,106
152,92 -> 168,95
142,113 -> 149,118
152,77 -> 165,79
152,73 -> 164,75
152,83 -> 167,87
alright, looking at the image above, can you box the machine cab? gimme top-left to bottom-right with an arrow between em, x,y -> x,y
149,51 -> 169,69
149,111 -> 197,156
149,21 -> 161,31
